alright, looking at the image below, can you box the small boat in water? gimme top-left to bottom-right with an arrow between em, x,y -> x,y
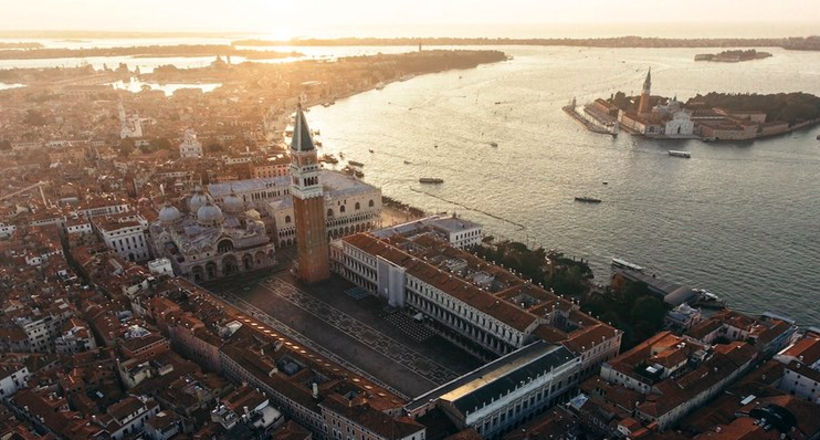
403,160 -> 412,165
368,149 -> 374,153
489,141 -> 498,147
419,178 -> 444,184
668,150 -> 691,158
320,154 -> 338,164
611,258 -> 644,272
816,135 -> 820,140
602,181 -> 609,185
574,196 -> 602,203
348,160 -> 364,167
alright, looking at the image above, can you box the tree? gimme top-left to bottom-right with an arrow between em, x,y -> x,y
207,143 -> 224,153
631,295 -> 668,329
23,110 -> 47,126
153,138 -> 172,150
119,138 -> 135,157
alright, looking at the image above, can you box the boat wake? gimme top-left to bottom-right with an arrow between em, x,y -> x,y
409,188 -> 527,230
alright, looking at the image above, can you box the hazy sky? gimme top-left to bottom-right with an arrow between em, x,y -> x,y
1,0 -> 818,37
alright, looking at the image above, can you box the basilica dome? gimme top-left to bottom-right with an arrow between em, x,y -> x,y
158,204 -> 181,223
197,201 -> 224,226
223,192 -> 244,214
189,187 -> 213,213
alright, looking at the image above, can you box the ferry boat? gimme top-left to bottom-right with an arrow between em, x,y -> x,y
611,258 -> 644,272
419,178 -> 444,184
348,160 -> 364,167
668,150 -> 691,158
574,196 -> 602,203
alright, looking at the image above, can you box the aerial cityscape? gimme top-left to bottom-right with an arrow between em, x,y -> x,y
0,1 -> 819,439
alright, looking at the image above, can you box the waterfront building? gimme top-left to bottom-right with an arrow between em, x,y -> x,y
774,329 -> 820,404
406,341 -> 580,439
148,188 -> 276,282
290,104 -> 330,284
179,128 -> 204,159
331,227 -> 621,373
684,310 -> 798,358
268,170 -> 382,247
373,214 -> 482,249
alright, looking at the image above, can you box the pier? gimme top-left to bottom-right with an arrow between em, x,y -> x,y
562,103 -> 616,136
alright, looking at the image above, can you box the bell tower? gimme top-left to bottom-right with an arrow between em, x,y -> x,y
638,68 -> 652,115
290,103 -> 329,284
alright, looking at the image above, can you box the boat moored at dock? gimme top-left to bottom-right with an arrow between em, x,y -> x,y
668,150 -> 692,158
611,258 -> 644,272
419,178 -> 444,184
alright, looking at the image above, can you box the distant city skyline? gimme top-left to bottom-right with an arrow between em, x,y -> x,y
0,0 -> 819,38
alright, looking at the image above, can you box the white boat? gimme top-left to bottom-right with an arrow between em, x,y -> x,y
668,150 -> 691,158
611,258 -> 644,272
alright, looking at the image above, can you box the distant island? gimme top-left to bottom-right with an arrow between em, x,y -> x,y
694,49 -> 772,62
0,42 -> 44,50
0,45 -> 302,60
233,35 -> 820,52
571,70 -> 820,141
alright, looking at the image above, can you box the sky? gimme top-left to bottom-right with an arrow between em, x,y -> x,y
0,0 -> 818,38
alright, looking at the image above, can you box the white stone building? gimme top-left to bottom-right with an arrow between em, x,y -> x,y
178,129 -> 203,159
406,342 -> 579,439
0,363 -> 30,399
664,111 -> 695,137
266,170 -> 382,247
94,213 -> 151,262
374,215 -> 482,249
147,258 -> 174,276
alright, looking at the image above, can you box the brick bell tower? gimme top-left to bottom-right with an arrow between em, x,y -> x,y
290,103 -> 330,284
638,67 -> 652,115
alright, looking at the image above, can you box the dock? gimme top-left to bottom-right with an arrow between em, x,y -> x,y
562,105 -> 616,136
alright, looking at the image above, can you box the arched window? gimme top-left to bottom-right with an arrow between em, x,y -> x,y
327,208 -> 334,217
217,239 -> 234,253
355,202 -> 361,211
340,205 -> 346,213
285,215 -> 291,224
368,199 -> 375,208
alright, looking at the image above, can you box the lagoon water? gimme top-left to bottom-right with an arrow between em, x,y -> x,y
308,46 -> 820,325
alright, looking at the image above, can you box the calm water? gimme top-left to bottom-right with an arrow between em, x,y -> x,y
308,46 -> 820,325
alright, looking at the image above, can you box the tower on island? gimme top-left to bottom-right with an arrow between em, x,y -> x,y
638,68 -> 652,115
290,103 -> 330,284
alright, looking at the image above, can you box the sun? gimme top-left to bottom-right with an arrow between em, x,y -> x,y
270,27 -> 293,42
